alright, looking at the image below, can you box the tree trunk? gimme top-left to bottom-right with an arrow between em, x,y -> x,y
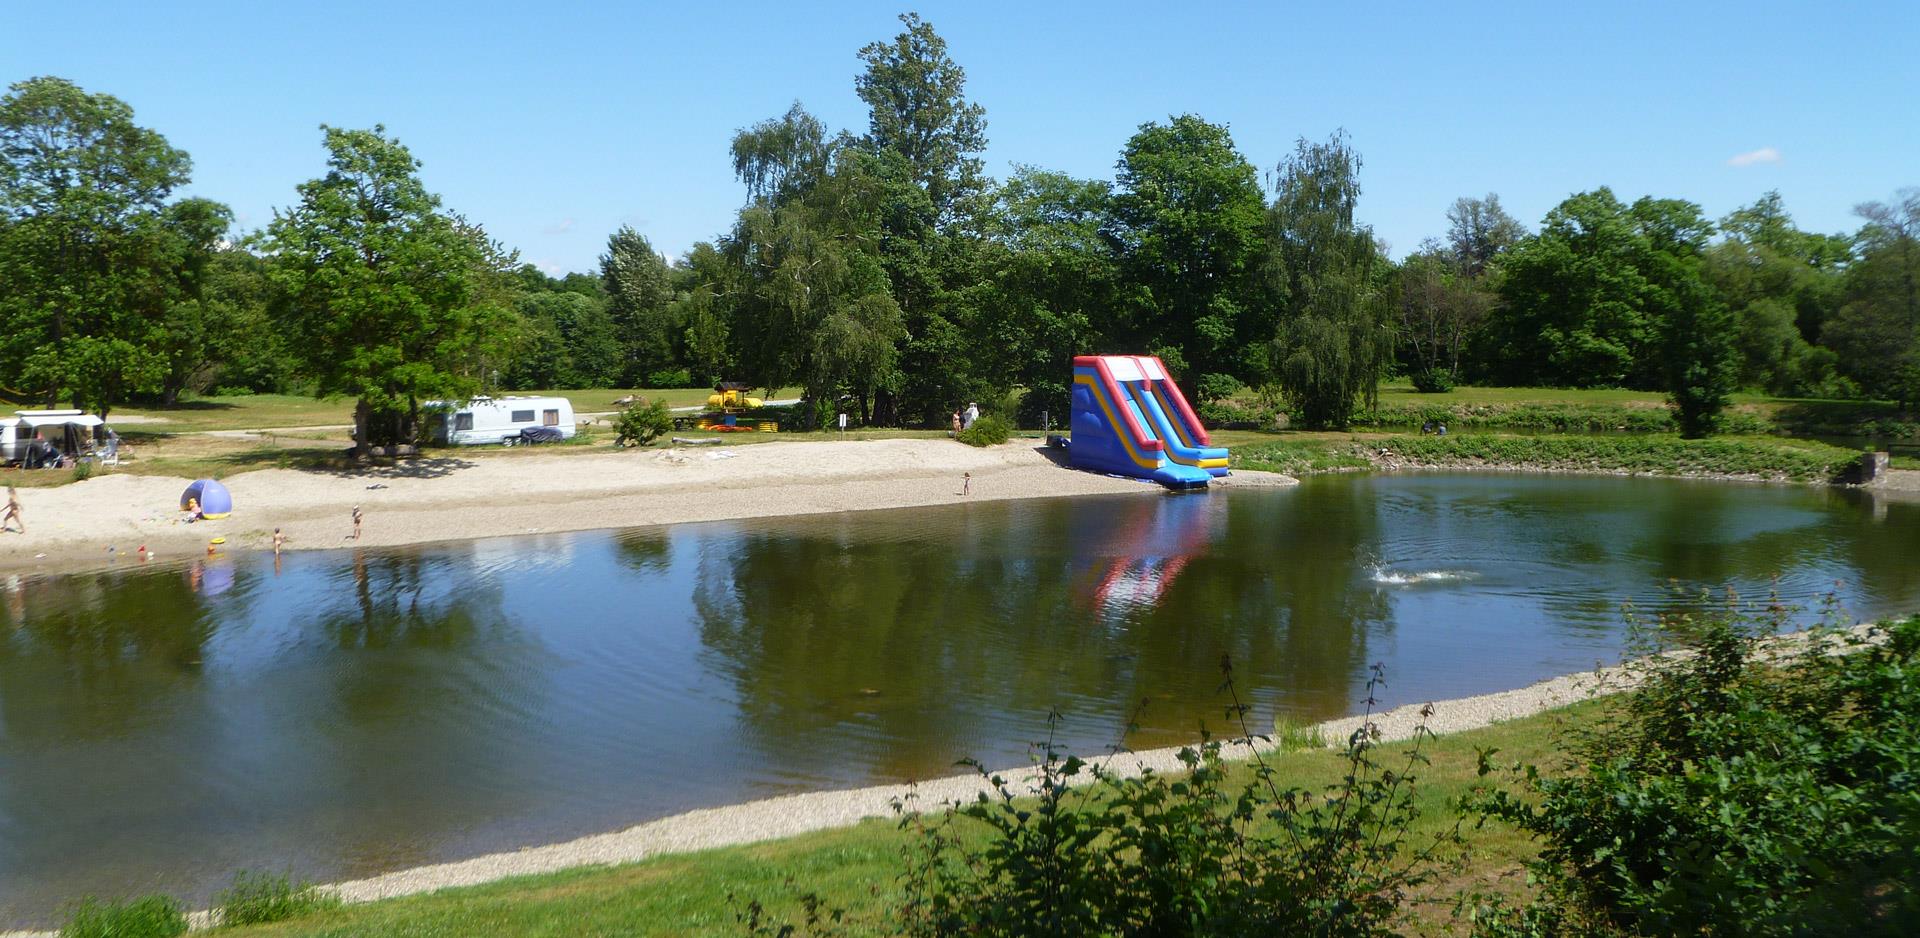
353,398 -> 372,458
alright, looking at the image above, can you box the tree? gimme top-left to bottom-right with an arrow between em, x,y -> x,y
1486,189 -> 1663,388
1110,115 -> 1268,397
148,197 -> 240,405
854,14 -> 992,424
1445,193 -> 1527,276
265,125 -> 514,454
1267,131 -> 1392,427
1824,189 -> 1920,405
854,12 -> 988,230
1638,198 -> 1737,436
0,76 -> 193,415
1701,192 -> 1848,394
725,105 -> 904,425
977,167 -> 1120,425
1394,244 -> 1491,391
600,226 -> 677,385
670,242 -> 736,386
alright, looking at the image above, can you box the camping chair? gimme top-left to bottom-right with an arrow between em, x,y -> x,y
96,436 -> 120,467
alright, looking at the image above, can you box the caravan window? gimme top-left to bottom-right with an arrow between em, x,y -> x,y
511,409 -> 535,423
454,413 -> 474,431
543,409 -> 559,426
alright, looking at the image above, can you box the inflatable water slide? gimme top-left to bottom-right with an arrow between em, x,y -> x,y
1069,355 -> 1230,489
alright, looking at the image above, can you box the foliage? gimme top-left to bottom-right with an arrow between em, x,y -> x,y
1824,190 -> 1920,407
955,413 -> 1010,446
264,125 -> 515,452
0,76 -> 203,416
215,870 -> 340,926
1268,132 -> 1392,428
1111,115 -> 1270,396
1361,433 -> 1857,481
1354,400 -> 1770,435
1444,194 -> 1527,277
601,226 -> 678,386
1472,609 -> 1920,937
59,895 -> 186,938
1230,438 -> 1373,475
613,398 -> 673,447
894,662 -> 1454,937
1395,249 -> 1490,392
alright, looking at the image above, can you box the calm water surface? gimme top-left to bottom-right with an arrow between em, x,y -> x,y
1,473 -> 1917,924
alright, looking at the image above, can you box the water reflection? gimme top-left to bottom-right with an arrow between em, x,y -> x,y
0,475 -> 1916,926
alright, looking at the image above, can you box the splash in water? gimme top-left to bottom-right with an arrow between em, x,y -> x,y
1369,565 -> 1477,586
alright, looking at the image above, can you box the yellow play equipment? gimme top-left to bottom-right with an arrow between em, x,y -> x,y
681,382 -> 780,432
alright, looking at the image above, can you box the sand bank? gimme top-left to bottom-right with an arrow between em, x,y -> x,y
0,441 -> 1295,575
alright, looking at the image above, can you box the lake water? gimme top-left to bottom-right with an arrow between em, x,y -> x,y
2,473 -> 1917,925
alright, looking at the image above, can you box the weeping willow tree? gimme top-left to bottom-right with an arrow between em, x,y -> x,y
1266,132 -> 1392,428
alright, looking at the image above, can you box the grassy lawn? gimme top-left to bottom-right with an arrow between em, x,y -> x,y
209,699 -> 1603,937
58,387 -> 808,435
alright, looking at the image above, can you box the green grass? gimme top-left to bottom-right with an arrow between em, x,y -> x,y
58,387 -> 807,435
212,699 -> 1607,937
215,871 -> 341,927
1233,432 -> 1864,482
59,895 -> 186,938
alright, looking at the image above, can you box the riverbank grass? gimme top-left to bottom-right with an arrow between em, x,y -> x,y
1236,432 -> 1863,482
210,699 -> 1605,937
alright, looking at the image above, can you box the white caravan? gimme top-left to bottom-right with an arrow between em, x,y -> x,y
2,410 -> 107,465
425,396 -> 576,446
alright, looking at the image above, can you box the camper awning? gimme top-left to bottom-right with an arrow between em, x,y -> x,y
20,414 -> 104,428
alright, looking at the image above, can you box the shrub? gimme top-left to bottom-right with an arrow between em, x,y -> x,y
1408,368 -> 1456,393
1472,607 -> 1920,936
895,662 -> 1452,937
614,399 -> 673,447
60,895 -> 186,938
71,459 -> 95,482
956,414 -> 1011,447
215,870 -> 340,926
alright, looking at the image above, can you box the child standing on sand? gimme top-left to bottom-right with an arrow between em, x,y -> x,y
351,506 -> 363,540
273,528 -> 285,554
2,486 -> 22,533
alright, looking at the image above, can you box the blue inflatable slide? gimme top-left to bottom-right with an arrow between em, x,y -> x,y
1069,354 -> 1230,489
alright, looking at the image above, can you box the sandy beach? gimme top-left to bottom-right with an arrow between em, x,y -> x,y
0,440 -> 1294,574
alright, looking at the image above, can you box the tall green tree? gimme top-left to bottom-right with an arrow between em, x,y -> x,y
1267,131 -> 1391,427
670,241 -> 736,386
1701,192 -> 1848,394
600,226 -> 677,385
0,76 -> 195,415
265,125 -> 514,453
1486,189 -> 1665,388
1637,198 -> 1737,436
977,167 -> 1120,426
854,13 -> 990,423
1824,189 -> 1920,406
1110,114 -> 1268,398
726,105 -> 904,425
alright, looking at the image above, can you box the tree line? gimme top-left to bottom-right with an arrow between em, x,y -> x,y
2,14 -> 1915,450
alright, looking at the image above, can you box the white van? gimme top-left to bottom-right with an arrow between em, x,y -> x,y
425,396 -> 577,446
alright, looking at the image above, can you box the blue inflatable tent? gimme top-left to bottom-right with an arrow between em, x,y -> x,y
181,479 -> 233,520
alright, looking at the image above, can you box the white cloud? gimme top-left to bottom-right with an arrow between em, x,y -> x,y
541,218 -> 576,235
1726,147 -> 1781,168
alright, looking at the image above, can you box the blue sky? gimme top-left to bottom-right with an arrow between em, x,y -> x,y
5,1 -> 1915,274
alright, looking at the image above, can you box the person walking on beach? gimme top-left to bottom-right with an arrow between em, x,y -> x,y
2,486 -> 22,534
272,528 -> 285,554
962,472 -> 971,496
351,505 -> 363,540
951,410 -> 962,437
963,402 -> 979,429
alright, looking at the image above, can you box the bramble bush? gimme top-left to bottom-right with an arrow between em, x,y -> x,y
1469,605 -> 1920,937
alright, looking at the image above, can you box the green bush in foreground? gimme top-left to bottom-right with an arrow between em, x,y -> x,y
1471,609 -> 1920,937
216,870 -> 340,926
956,414 -> 1011,447
60,895 -> 186,938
